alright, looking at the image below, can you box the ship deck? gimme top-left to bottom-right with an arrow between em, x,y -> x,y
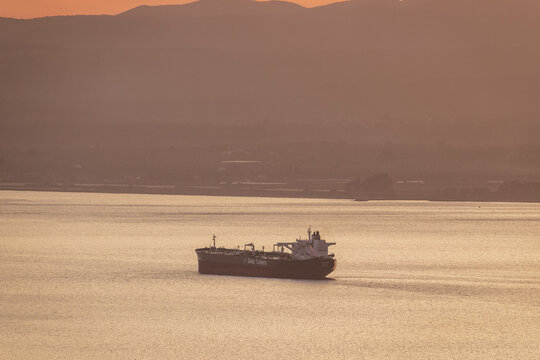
195,247 -> 293,261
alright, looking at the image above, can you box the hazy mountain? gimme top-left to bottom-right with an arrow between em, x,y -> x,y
0,0 -> 539,144
120,0 -> 305,17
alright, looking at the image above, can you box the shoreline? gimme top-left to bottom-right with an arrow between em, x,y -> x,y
0,183 -> 350,200
2,183 -> 540,204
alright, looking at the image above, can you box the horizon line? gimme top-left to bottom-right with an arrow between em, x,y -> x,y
0,0 -> 343,20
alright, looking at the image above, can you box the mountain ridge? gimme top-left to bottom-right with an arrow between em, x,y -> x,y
119,0 -> 305,17
0,0 -> 538,139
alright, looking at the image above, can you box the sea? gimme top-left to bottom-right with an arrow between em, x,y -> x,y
1,190 -> 539,359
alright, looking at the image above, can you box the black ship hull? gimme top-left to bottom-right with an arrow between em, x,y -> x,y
196,249 -> 336,280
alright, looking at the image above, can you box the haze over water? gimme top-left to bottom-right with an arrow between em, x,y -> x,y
1,190 -> 539,359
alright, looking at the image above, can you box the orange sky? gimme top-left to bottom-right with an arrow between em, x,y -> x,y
0,0 -> 339,19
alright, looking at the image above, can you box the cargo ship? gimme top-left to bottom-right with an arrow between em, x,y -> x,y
195,227 -> 336,279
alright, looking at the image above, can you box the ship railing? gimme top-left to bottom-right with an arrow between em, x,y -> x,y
273,242 -> 294,252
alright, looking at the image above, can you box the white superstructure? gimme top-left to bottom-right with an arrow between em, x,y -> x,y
273,227 -> 336,260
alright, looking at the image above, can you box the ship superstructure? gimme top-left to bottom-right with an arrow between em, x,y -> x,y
195,227 -> 336,279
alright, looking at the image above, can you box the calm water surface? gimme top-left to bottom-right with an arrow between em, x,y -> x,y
1,191 -> 539,359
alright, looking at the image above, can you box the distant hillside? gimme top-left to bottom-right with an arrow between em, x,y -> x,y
120,0 -> 305,17
0,0 -> 539,145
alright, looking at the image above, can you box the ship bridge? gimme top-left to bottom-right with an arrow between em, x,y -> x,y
274,228 -> 335,260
